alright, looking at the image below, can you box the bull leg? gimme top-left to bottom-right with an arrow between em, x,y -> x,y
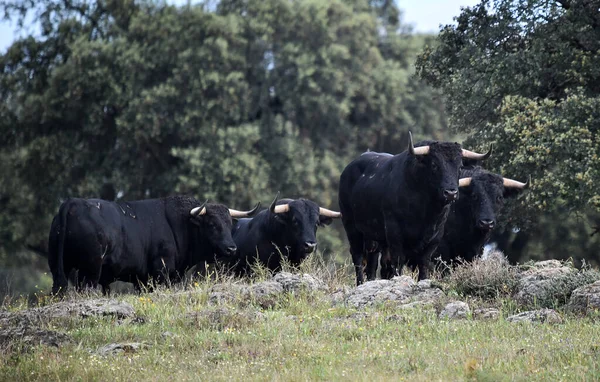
415,236 -> 443,281
348,234 -> 366,285
341,218 -> 366,285
365,252 -> 379,281
383,218 -> 405,279
379,249 -> 396,279
351,248 -> 365,285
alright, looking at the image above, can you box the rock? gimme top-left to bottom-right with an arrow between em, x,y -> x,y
514,261 -> 575,307
161,331 -> 176,339
248,281 -> 284,308
273,272 -> 326,292
329,286 -> 351,306
32,299 -> 135,321
98,342 -> 148,355
208,283 -> 248,305
0,325 -> 71,349
345,276 -> 444,308
208,273 -> 328,307
567,280 -> 600,314
439,301 -> 470,319
399,300 -> 433,310
506,309 -> 562,324
190,307 -> 264,329
473,308 -> 500,320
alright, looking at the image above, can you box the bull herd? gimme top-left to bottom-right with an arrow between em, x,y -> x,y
48,133 -> 528,295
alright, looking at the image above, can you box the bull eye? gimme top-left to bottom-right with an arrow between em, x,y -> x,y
431,162 -> 438,171
496,195 -> 503,203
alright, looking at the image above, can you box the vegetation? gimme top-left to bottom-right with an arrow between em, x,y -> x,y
2,257 -> 600,381
1,0 -> 600,295
0,0 -> 448,294
417,0 -> 600,263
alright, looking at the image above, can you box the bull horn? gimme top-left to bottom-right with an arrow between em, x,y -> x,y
273,204 -> 290,214
229,202 -> 261,218
319,207 -> 341,218
269,191 -> 280,212
458,177 -> 472,187
503,175 -> 530,189
462,144 -> 493,160
407,131 -> 430,156
190,200 -> 209,217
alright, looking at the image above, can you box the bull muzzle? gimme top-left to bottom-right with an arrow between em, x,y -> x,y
477,219 -> 496,230
303,241 -> 317,254
443,188 -> 459,202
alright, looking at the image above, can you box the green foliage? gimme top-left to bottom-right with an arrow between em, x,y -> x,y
0,0 -> 446,290
417,0 -> 600,217
417,0 -> 600,262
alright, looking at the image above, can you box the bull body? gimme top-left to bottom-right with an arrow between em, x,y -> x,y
339,134 -> 491,285
48,196 -> 250,294
231,195 -> 339,273
435,166 -> 528,264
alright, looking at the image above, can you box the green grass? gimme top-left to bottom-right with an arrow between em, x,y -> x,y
2,257 -> 600,381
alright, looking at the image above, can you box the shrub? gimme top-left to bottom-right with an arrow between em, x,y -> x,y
445,251 -> 519,299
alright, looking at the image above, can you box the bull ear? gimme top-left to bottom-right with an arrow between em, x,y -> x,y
269,191 -> 280,213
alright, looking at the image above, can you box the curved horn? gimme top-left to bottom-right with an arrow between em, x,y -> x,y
503,175 -> 530,189
462,144 -> 493,160
273,204 -> 290,214
229,202 -> 261,218
407,131 -> 429,156
269,191 -> 280,212
190,199 -> 209,217
319,207 -> 341,218
458,177 -> 472,187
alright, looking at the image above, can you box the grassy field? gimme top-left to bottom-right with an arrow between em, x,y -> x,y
1,258 -> 600,381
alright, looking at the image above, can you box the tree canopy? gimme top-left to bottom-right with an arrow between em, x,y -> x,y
0,0 -> 446,270
417,0 -> 600,263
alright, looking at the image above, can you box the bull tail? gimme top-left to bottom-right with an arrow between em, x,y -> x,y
52,201 -> 70,294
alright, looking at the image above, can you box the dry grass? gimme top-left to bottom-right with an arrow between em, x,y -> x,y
2,252 -> 600,381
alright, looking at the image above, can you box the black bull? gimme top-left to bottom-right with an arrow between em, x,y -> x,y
48,196 -> 259,294
435,166 -> 529,264
338,133 -> 492,285
231,193 -> 341,273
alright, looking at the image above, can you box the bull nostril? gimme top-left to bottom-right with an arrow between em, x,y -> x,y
304,242 -> 317,253
226,246 -> 237,254
443,189 -> 458,200
478,220 -> 495,229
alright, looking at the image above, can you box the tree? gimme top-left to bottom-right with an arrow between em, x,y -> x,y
0,0 -> 447,292
417,0 -> 600,263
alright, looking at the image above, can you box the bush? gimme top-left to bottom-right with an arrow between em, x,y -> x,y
445,251 -> 519,299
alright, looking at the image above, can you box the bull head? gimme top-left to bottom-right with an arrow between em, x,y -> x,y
407,131 -> 493,160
